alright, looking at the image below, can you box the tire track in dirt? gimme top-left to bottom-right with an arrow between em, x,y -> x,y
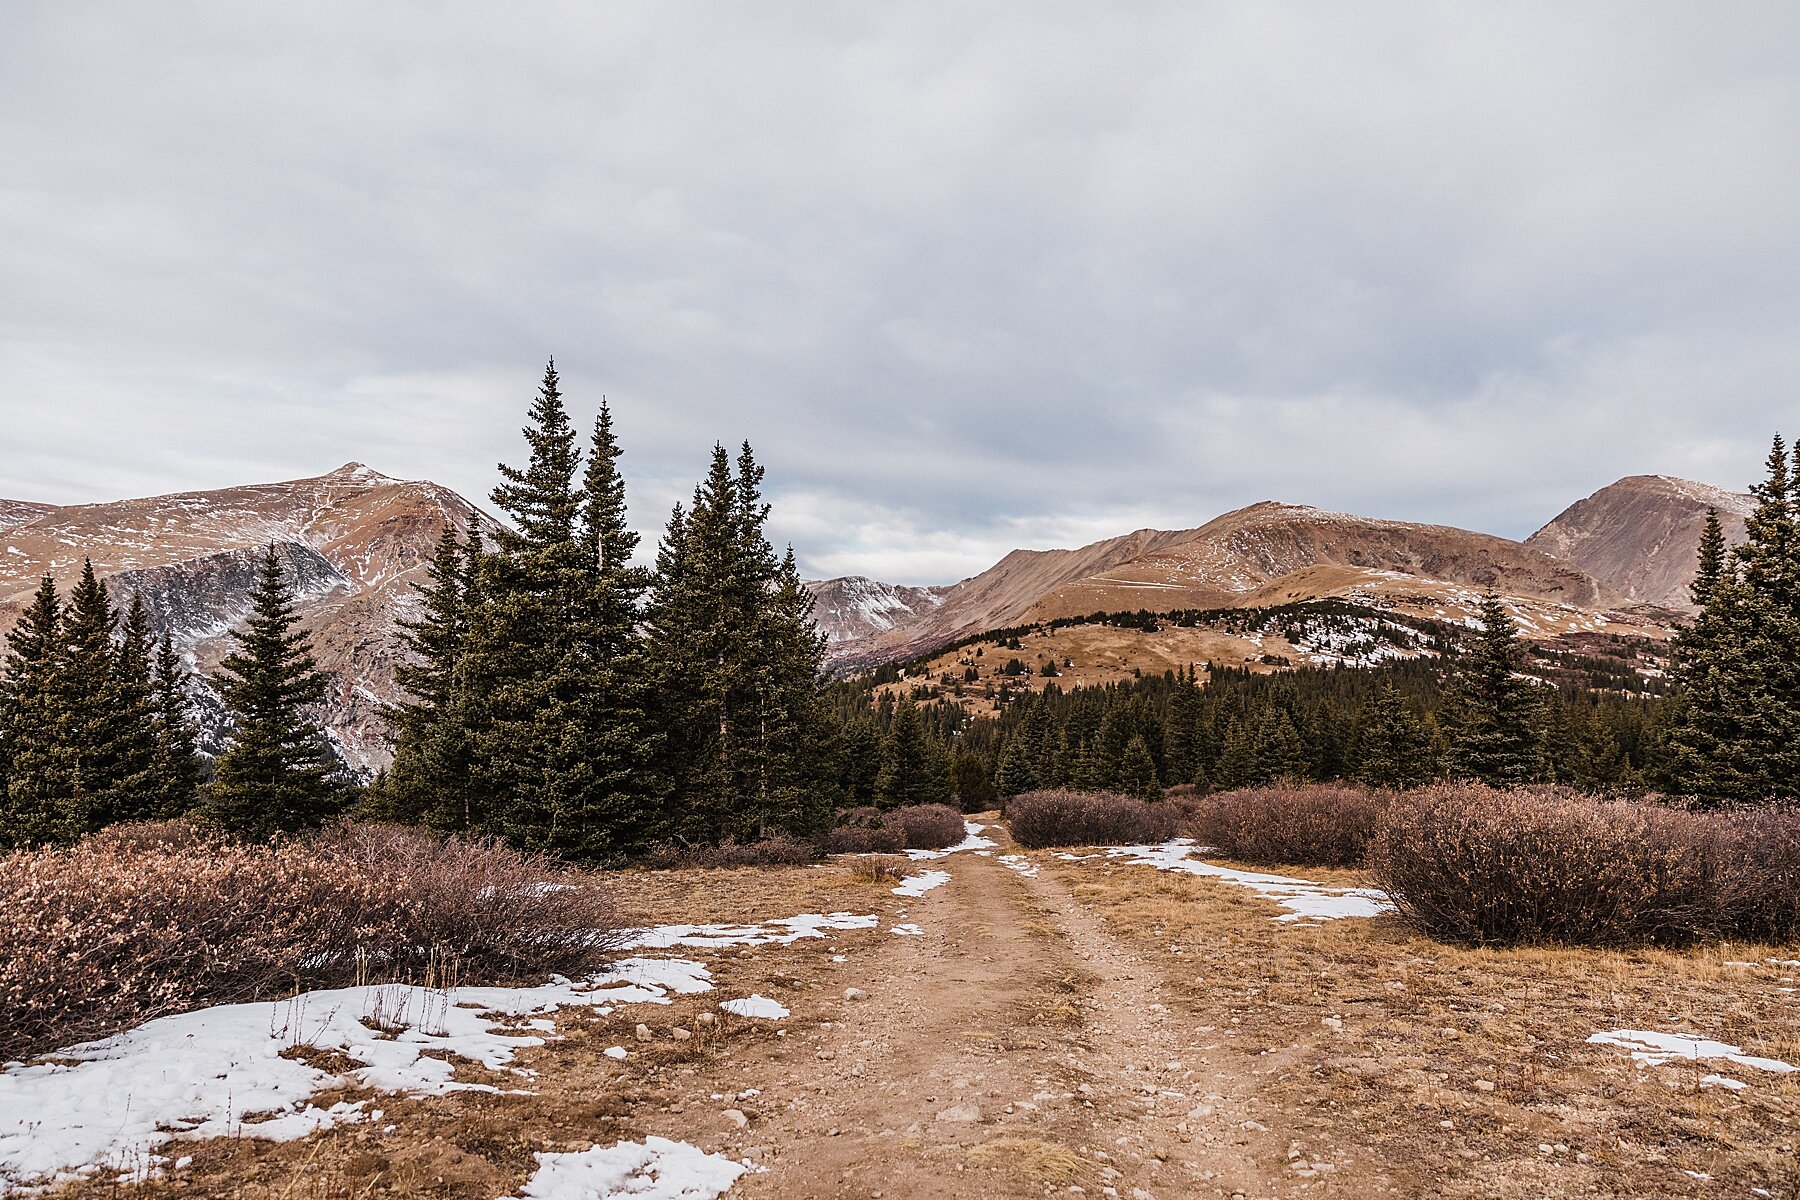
718,829 -> 1355,1199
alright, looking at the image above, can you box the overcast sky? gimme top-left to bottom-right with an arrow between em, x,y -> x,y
3,4 -> 1797,584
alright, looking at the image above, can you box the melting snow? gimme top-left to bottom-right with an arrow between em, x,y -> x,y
890,923 -> 926,936
620,912 -> 877,950
501,1137 -> 754,1200
1586,1030 -> 1799,1078
906,822 -> 997,860
1104,841 -> 1393,922
0,959 -> 711,1193
892,870 -> 950,897
719,995 -> 789,1020
998,854 -> 1040,878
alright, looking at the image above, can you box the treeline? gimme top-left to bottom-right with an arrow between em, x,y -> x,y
0,565 -> 204,846
371,362 -> 832,859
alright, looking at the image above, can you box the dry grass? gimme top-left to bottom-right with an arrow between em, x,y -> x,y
846,854 -> 909,884
1051,853 -> 1800,1198
967,1136 -> 1090,1185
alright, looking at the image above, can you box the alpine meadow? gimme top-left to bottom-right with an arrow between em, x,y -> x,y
4,7 -> 1800,1199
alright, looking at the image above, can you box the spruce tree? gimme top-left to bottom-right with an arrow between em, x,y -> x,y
1117,733 -> 1160,798
949,750 -> 997,811
995,735 -> 1038,797
60,562 -> 133,831
1354,682 -> 1434,789
202,546 -> 340,836
1,577 -> 78,846
147,632 -> 202,816
105,593 -> 163,822
1212,715 -> 1255,790
873,694 -> 951,808
1693,508 -> 1727,607
383,524 -> 474,827
1668,438 -> 1800,803
1444,592 -> 1549,786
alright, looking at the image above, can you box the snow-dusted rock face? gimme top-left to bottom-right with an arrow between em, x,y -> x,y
1527,475 -> 1755,610
802,575 -> 947,645
0,463 -> 485,776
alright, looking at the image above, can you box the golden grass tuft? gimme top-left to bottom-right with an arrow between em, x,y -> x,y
967,1136 -> 1089,1185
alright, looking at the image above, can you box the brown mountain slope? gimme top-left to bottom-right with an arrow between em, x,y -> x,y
1526,475 -> 1754,609
831,501 -> 1642,666
0,463 -> 480,773
0,499 -> 58,533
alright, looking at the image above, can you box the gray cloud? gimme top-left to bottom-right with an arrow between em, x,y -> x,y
3,2 -> 1798,583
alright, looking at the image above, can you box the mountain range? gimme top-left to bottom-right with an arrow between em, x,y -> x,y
0,465 -> 1749,772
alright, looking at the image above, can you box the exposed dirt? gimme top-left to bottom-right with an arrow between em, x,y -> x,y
65,824 -> 1798,1200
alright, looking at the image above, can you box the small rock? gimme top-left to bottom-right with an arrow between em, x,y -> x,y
672,1027 -> 692,1041
1474,1080 -> 1496,1092
634,1023 -> 652,1042
1185,1105 -> 1214,1120
722,1108 -> 749,1129
696,1013 -> 717,1026
1321,1017 -> 1344,1032
844,987 -> 868,1001
936,1103 -> 983,1124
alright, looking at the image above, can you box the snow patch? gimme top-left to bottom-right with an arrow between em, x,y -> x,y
906,822 -> 997,860
719,995 -> 789,1020
620,912 -> 877,950
998,854 -> 1040,878
501,1137 -> 753,1200
890,923 -> 926,937
0,959 -> 712,1194
1586,1030 -> 1798,1079
892,870 -> 950,897
1105,841 -> 1393,922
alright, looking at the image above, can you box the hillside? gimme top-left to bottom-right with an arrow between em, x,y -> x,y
1527,474 -> 1754,609
825,499 -> 1657,669
0,463 -> 480,773
803,576 -> 949,645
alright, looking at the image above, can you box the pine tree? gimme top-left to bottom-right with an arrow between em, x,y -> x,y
202,546 -> 341,836
1354,682 -> 1434,789
1444,593 -> 1549,786
1667,437 -> 1800,803
873,694 -> 951,808
1212,716 -> 1255,790
644,445 -> 830,843
105,593 -> 163,821
1116,733 -> 1160,798
995,735 -> 1038,797
0,577 -> 79,846
949,751 -> 997,811
1693,508 -> 1727,607
490,359 -> 580,551
147,632 -> 202,816
60,562 -> 132,831
1252,707 -> 1309,783
383,524 -> 473,827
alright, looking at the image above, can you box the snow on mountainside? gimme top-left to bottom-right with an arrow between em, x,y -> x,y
0,499 -> 58,534
824,499 -> 1650,668
802,576 -> 948,644
1527,475 -> 1755,609
0,464 -> 481,775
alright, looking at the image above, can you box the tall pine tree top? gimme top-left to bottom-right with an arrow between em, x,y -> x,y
1692,507 -> 1727,607
1738,434 -> 1796,608
491,360 -> 580,551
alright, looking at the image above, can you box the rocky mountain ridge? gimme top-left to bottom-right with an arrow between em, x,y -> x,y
0,464 -> 479,774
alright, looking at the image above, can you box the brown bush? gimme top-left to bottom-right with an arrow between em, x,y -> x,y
643,833 -> 820,868
0,823 -> 622,1063
848,854 -> 909,884
1367,785 -> 1727,948
822,804 -> 966,854
891,804 -> 966,850
1188,784 -> 1389,867
1006,789 -> 1183,849
1715,807 -> 1800,943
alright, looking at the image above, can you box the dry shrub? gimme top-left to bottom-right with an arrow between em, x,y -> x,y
1188,784 -> 1389,867
0,822 -> 622,1063
847,854 -> 909,884
643,833 -> 819,868
822,804 -> 965,853
891,803 -> 965,850
967,1137 -> 1089,1185
1006,789 -> 1182,849
1714,807 -> 1800,943
1368,785 -> 1726,948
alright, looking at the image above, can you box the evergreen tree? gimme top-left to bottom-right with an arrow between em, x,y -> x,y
874,694 -> 951,808
201,546 -> 340,836
1252,707 -> 1309,783
383,524 -> 473,827
1212,716 -> 1255,790
490,359 -> 580,550
1116,733 -> 1160,797
1444,593 -> 1549,786
147,632 -> 202,816
1354,682 -> 1435,788
995,735 -> 1038,796
949,750 -> 997,811
1668,437 -> 1800,804
0,577 -> 78,846
105,593 -> 163,821
1693,508 -> 1727,606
